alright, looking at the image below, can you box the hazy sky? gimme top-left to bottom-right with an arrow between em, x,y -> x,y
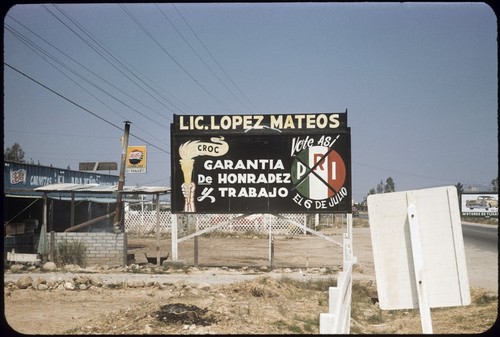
3,2 -> 498,203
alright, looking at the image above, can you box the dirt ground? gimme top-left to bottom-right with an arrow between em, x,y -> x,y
130,224 -> 352,269
3,220 -> 498,334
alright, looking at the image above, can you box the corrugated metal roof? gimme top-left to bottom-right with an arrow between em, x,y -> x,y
48,196 -> 120,203
34,183 -> 170,194
122,186 -> 171,194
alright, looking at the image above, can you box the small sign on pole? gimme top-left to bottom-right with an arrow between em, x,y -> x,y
126,146 -> 147,173
367,186 -> 470,333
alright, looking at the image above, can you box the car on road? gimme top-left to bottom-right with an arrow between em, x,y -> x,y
466,195 -> 498,210
352,206 -> 360,217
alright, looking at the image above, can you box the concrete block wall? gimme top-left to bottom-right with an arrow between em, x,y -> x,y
53,232 -> 127,266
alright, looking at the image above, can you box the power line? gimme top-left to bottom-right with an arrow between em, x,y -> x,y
51,4 -> 191,117
5,62 -> 120,129
156,4 -> 255,114
7,13 -> 173,124
353,160 -> 492,186
5,23 -> 169,146
172,3 -> 262,114
4,62 -> 170,154
6,129 -> 116,140
119,3 -> 236,113
42,4 -> 181,120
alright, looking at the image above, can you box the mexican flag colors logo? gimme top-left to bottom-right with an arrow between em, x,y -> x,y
291,145 -> 347,201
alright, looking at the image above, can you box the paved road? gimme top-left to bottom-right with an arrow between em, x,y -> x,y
462,222 -> 497,252
461,222 -> 498,293
359,212 -> 497,293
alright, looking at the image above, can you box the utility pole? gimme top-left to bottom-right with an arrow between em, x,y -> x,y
113,121 -> 131,233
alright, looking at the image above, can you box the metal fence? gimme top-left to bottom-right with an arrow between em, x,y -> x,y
124,211 -> 307,235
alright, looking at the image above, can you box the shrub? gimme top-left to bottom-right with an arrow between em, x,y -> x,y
54,239 -> 87,267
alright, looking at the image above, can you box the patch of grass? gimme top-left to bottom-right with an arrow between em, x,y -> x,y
324,279 -> 466,332
295,315 -> 317,333
366,311 -> 385,324
278,276 -> 336,291
128,233 -> 170,240
271,296 -> 323,333
250,286 -> 265,297
353,218 -> 369,228
54,239 -> 86,267
350,325 -> 363,334
258,276 -> 271,285
350,282 -> 374,319
202,230 -> 268,239
277,304 -> 288,317
271,319 -> 289,331
472,289 -> 497,306
287,324 -> 303,333
462,217 -> 498,225
64,327 -> 80,334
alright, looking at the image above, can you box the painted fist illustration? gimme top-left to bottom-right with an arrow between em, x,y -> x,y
181,181 -> 196,212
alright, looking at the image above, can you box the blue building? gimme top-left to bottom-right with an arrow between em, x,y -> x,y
3,160 -> 119,255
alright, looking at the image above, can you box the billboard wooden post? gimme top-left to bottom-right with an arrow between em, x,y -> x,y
194,236 -> 199,267
268,214 -> 274,269
113,121 -> 131,233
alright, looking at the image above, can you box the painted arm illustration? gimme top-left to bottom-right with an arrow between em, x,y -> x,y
178,137 -> 229,212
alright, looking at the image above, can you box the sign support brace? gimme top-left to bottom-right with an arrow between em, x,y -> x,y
408,204 -> 433,334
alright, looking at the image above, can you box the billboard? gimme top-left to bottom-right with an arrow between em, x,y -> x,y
460,192 -> 498,217
126,146 -> 147,173
171,112 -> 351,214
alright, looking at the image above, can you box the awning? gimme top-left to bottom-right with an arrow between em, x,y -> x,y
34,183 -> 171,195
5,194 -> 43,199
5,193 -> 130,203
46,196 -> 120,203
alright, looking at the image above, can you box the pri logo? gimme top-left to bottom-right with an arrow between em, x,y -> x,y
10,169 -> 27,185
291,145 -> 346,200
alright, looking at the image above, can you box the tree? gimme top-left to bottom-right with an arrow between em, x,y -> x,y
4,143 -> 25,163
384,177 -> 395,193
367,177 -> 396,201
492,178 -> 498,192
455,182 -> 464,194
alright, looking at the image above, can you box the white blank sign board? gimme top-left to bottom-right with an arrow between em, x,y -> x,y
368,186 -> 470,310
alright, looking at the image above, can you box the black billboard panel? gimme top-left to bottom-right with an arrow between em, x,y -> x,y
171,112 -> 351,214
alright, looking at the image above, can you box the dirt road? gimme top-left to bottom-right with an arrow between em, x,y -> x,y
3,223 -> 497,334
